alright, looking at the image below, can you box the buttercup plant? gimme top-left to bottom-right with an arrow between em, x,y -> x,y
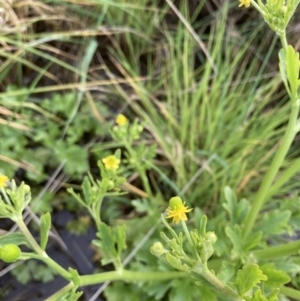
151,0 -> 300,300
151,195 -> 292,301
0,164 -> 184,300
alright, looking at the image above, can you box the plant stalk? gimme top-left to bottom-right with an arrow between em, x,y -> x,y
16,217 -> 44,256
280,286 -> 300,300
243,99 -> 299,238
22,252 -> 71,279
80,269 -> 186,286
242,32 -> 299,238
253,239 -> 300,259
192,264 -> 243,301
44,283 -> 75,301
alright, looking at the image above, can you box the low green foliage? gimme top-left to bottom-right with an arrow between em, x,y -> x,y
11,260 -> 57,284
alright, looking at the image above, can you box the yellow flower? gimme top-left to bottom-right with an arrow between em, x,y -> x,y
166,196 -> 193,224
0,175 -> 9,188
239,0 -> 251,7
116,114 -> 128,126
102,155 -> 120,171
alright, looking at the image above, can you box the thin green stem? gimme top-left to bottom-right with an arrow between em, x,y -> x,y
253,239 -> 300,260
243,98 -> 299,238
242,31 -> 297,238
266,157 -> 300,200
250,0 -> 266,17
123,139 -> 152,198
192,264 -> 243,301
22,252 -> 71,279
94,200 -> 102,229
279,33 -> 288,52
80,269 -> 186,286
16,218 -> 44,255
0,187 -> 12,206
38,255 -> 71,279
280,286 -> 300,300
181,220 -> 201,260
181,220 -> 194,248
44,283 -> 75,301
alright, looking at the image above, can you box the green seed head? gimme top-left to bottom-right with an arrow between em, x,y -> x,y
0,244 -> 21,263
169,196 -> 183,210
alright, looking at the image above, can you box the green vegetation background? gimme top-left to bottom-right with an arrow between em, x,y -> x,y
0,0 -> 300,300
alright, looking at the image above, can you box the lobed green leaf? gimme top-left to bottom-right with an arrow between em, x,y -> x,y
236,264 -> 268,296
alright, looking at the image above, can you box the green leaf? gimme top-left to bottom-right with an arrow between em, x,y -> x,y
11,260 -> 34,284
244,288 -> 268,301
147,280 -> 172,300
279,49 -> 290,95
68,267 -> 82,286
225,225 -> 244,259
255,210 -> 291,235
223,186 -> 238,216
0,233 -> 29,247
131,198 -> 151,213
104,282 -> 140,301
169,278 -> 202,301
54,141 -> 89,176
33,263 -> 57,282
266,289 -> 279,301
57,289 -> 83,301
217,261 -> 237,283
260,264 -> 290,288
11,260 -> 57,284
244,231 -> 262,251
286,45 -> 300,98
92,222 -> 126,266
41,92 -> 77,115
165,253 -> 185,271
81,175 -> 93,205
236,264 -> 268,296
40,212 -> 51,251
223,186 -> 250,225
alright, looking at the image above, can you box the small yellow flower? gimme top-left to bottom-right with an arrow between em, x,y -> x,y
0,175 -> 9,188
116,114 -> 128,126
239,0 -> 251,7
166,196 -> 193,224
102,155 -> 120,171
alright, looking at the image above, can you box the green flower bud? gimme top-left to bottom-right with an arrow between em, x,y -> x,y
108,180 -> 115,189
205,231 -> 217,244
150,242 -> 165,257
23,184 -> 31,194
169,196 -> 183,209
0,244 -> 21,263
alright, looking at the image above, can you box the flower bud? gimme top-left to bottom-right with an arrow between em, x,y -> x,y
23,184 -> 31,194
150,242 -> 165,257
205,231 -> 217,244
169,196 -> 183,210
0,244 -> 21,263
108,180 -> 115,189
